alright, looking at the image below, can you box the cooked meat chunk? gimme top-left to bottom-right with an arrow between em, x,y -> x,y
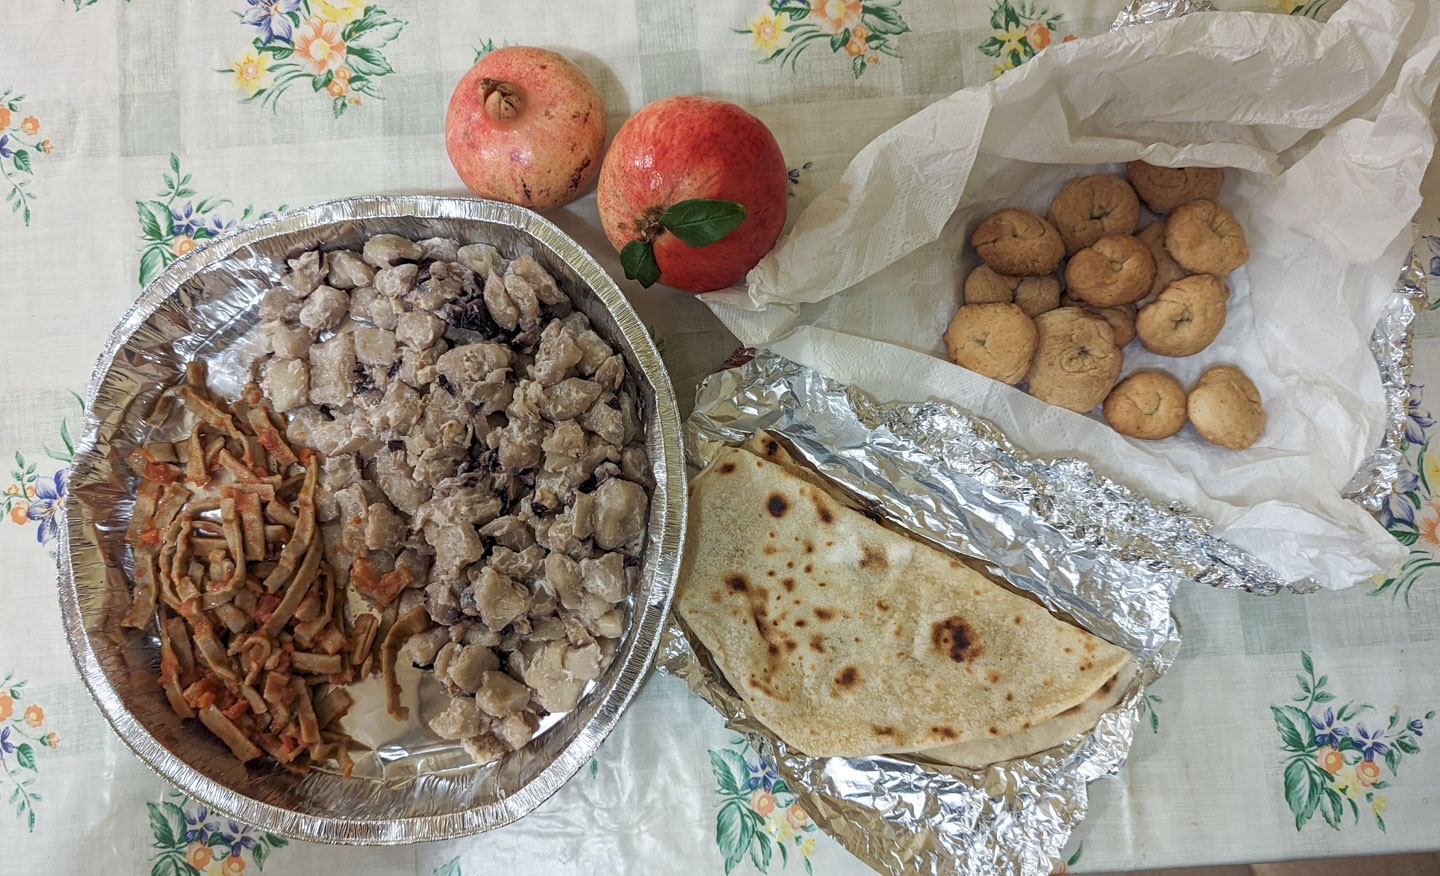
543,553 -> 585,611
593,355 -> 625,393
374,263 -> 420,299
411,440 -> 467,485
456,243 -> 502,277
493,711 -> 540,751
444,643 -> 499,693
260,286 -> 304,322
308,333 -> 357,407
621,445 -> 652,486
363,234 -> 425,267
588,608 -> 624,639
282,250 -> 326,296
397,343 -> 445,388
480,515 -> 533,552
298,285 -> 349,331
426,579 -> 465,626
428,695 -> 483,740
592,477 -> 647,551
580,552 -> 627,602
462,733 -> 507,766
500,263 -> 544,329
349,285 -> 398,330
326,249 -> 374,289
483,269 -> 521,331
519,639 -> 588,713
474,670 -> 532,717
565,319 -> 614,375
365,380 -> 424,436
507,254 -> 566,305
578,393 -> 625,445
353,327 -> 397,368
489,545 -> 546,583
494,416 -> 548,470
267,322 -> 315,359
260,357 -> 308,412
404,625 -> 450,667
471,566 -> 529,632
531,320 -> 584,387
541,420 -> 586,472
373,447 -> 429,515
410,273 -> 464,311
542,378 -> 603,421
435,342 -> 513,411
418,237 -> 461,262
396,311 -> 447,349
364,502 -> 406,552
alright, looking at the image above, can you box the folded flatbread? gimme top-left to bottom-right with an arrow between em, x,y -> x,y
675,442 -> 1132,759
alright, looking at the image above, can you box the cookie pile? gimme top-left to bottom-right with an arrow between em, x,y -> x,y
943,161 -> 1266,451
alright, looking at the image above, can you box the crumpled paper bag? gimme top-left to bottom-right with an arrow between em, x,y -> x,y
700,0 -> 1440,588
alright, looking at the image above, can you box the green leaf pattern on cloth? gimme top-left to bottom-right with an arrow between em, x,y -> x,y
1272,651 -> 1432,832
977,1 -> 1071,79
0,672 -> 58,832
736,0 -> 909,79
135,154 -> 287,287
709,739 -> 818,874
0,88 -> 56,227
217,1 -> 407,116
146,790 -> 290,875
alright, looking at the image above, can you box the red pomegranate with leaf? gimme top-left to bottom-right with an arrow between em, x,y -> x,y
445,46 -> 606,210
597,96 -> 788,293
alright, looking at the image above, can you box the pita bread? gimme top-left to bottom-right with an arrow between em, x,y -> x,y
675,445 -> 1131,759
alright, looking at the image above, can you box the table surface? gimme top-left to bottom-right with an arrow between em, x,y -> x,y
2,1 -> 1439,873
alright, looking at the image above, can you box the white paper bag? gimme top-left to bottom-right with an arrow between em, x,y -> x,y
701,0 -> 1440,588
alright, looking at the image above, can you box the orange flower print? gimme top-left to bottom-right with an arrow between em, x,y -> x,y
1316,746 -> 1343,773
9,502 -> 29,524
171,236 -> 196,258
1025,23 -> 1051,50
0,107 -> 10,129
223,855 -> 247,874
25,485 -> 34,498
20,116 -> 38,136
293,17 -> 348,76
0,693 -> 12,721
335,66 -> 352,81
749,788 -> 776,816
852,24 -> 870,41
185,842 -> 212,870
809,0 -> 861,35
1356,760 -> 1381,787
23,705 -> 42,727
45,731 -> 58,749
1063,34 -> 1077,42
844,36 -> 866,57
40,139 -> 52,155
326,78 -> 350,97
785,802 -> 811,830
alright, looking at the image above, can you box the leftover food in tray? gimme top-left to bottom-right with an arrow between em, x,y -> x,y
121,232 -> 652,771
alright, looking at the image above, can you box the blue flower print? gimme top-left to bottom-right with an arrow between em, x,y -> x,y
1405,385 -> 1433,445
1382,489 -> 1416,529
24,470 -> 65,545
1353,722 -> 1391,763
1311,708 -> 1348,748
242,0 -> 302,45
0,135 -> 11,160
170,202 -> 203,237
0,726 -> 13,759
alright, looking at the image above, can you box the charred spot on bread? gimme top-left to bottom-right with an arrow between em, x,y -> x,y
725,574 -> 748,593
717,461 -> 737,474
834,666 -> 861,689
931,615 -> 985,663
859,544 -> 887,570
766,493 -> 789,518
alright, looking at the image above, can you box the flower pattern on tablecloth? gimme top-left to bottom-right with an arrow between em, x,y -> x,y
433,858 -> 462,876
218,1 -> 407,117
709,739 -> 818,874
1,89 -> 56,227
787,161 -> 813,199
979,2 -> 1075,79
147,791 -> 289,876
737,1 -> 908,79
1271,651 -> 1432,832
0,672 -> 59,832
1371,382 -> 1440,604
137,154 -> 287,287
4,391 -> 82,552
1274,0 -> 1337,17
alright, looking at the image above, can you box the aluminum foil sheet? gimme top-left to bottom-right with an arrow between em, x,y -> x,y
1111,0 -> 1216,29
661,351 -> 1181,876
1343,248 -> 1430,512
56,196 -> 686,844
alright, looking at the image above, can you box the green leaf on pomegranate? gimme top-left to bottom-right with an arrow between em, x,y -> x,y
658,199 -> 747,248
621,240 -> 661,288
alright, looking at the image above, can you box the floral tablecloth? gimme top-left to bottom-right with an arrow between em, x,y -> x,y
2,1 -> 1438,874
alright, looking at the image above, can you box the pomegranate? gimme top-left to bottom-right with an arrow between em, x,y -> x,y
445,46 -> 606,210
597,95 -> 788,293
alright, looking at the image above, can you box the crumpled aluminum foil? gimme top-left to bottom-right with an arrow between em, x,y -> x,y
56,196 -> 685,843
1111,0 -> 1216,29
661,351 -> 1181,876
1343,247 -> 1430,512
